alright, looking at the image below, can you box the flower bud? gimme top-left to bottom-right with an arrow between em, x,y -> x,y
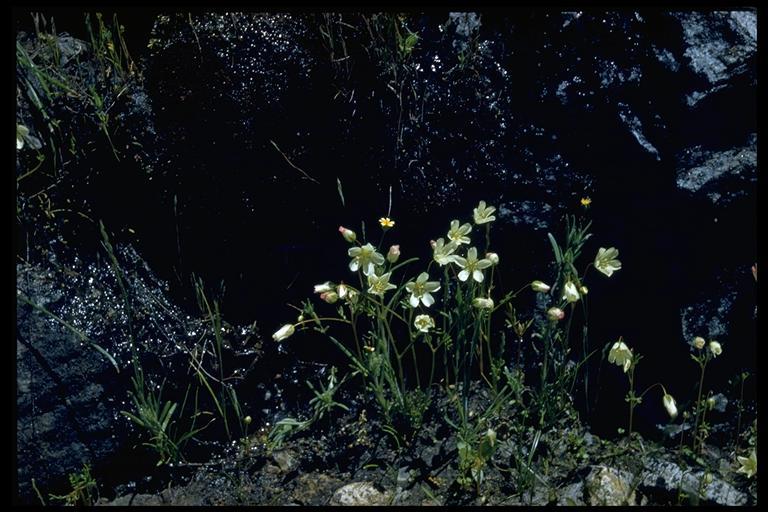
531,280 -> 551,293
703,472 -> 713,485
244,415 -> 252,425
338,226 -> 356,243
272,324 -> 295,341
387,245 -> 401,263
692,336 -> 706,350
486,252 -> 499,265
707,397 -> 716,410
320,291 -> 339,304
547,307 -> 565,321
563,281 -> 581,303
473,297 -> 494,309
336,283 -> 348,299
708,341 -> 722,357
485,428 -> 497,446
580,285 -> 589,295
314,281 -> 333,294
663,393 -> 678,420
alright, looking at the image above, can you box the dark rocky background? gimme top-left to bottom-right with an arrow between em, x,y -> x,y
15,10 -> 756,504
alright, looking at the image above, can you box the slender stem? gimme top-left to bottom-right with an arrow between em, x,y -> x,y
410,342 -> 421,389
734,374 -> 746,451
628,366 -> 635,439
692,359 -> 707,453
428,341 -> 436,390
295,317 -> 352,328
638,382 -> 665,400
350,309 -> 362,361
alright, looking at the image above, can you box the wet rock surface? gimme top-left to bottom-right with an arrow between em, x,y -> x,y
16,242 -> 261,501
675,133 -> 756,205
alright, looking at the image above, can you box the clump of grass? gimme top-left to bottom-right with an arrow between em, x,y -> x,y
48,464 -> 98,506
271,200 -> 627,490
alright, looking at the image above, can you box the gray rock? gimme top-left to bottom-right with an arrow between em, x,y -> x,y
396,466 -> 413,487
273,449 -> 298,473
331,482 -> 392,506
671,11 -> 756,107
640,459 -> 747,506
557,481 -> 586,506
675,135 -> 756,205
585,465 -> 638,506
617,102 -> 660,160
497,201 -> 555,231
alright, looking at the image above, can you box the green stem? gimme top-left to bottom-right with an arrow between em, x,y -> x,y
628,366 -> 635,440
692,359 -> 707,453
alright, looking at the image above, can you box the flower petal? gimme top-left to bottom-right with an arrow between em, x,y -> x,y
475,259 -> 492,270
458,270 -> 469,281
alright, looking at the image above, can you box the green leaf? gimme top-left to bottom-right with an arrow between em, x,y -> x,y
336,177 -> 345,207
404,32 -> 419,52
548,233 -> 563,265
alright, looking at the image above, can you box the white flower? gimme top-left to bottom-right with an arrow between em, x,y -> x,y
387,245 -> 401,263
414,314 -> 435,333
692,336 -> 706,350
447,219 -> 473,245
486,252 -> 499,265
367,271 -> 396,296
531,280 -> 551,292
547,307 -> 565,321
562,281 -> 581,303
454,247 -> 493,283
338,226 -> 356,243
320,291 -> 339,304
473,297 -> 494,309
348,243 -> 385,276
708,341 -> 722,357
17,124 -> 29,150
473,200 -> 497,224
595,247 -> 622,277
336,283 -> 349,299
314,281 -> 333,294
405,272 -> 441,307
736,450 -> 757,479
272,324 -> 295,341
432,238 -> 460,266
608,339 -> 633,373
663,393 -> 678,420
